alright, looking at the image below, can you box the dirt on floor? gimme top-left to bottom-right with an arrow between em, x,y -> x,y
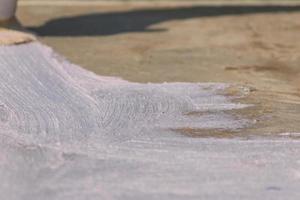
17,1 -> 300,138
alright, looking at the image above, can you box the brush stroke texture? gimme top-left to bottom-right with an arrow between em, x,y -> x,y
0,43 -> 299,200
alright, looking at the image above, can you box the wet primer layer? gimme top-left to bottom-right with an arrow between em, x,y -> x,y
0,42 -> 250,145
0,43 -> 299,200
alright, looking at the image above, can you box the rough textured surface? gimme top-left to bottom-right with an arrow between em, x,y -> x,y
2,1 -> 300,198
0,42 -> 300,200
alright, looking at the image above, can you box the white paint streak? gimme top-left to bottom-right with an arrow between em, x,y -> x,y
0,42 -> 249,147
0,42 -> 299,200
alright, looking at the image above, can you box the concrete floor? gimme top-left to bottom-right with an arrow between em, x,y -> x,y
1,1 -> 299,199
0,1 -> 300,200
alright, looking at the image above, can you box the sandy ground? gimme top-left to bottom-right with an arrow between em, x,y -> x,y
16,1 -> 300,138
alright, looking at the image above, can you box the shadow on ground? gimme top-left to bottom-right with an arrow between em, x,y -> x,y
29,5 -> 300,36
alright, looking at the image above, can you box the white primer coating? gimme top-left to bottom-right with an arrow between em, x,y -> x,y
0,42 -> 250,147
0,0 -> 17,20
1,43 -> 300,200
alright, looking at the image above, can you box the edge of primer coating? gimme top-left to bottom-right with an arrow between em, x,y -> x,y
0,42 -> 251,147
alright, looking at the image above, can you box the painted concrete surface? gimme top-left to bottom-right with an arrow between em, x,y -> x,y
17,2 -> 300,136
0,42 -> 300,199
1,1 -> 300,198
